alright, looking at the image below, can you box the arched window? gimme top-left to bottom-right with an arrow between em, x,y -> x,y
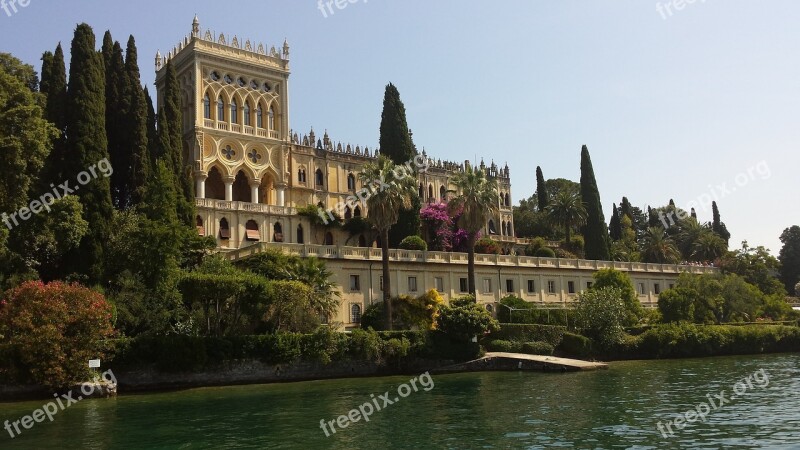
268,107 -> 275,130
505,193 -> 511,207
298,168 -> 306,183
273,222 -> 284,242
419,183 -> 424,198
203,94 -> 211,119
324,232 -> 334,246
507,222 -> 513,236
501,221 -> 507,236
354,205 -> 362,217
219,218 -> 230,240
232,171 -> 250,202
296,224 -> 304,244
488,219 -> 497,235
196,216 -> 205,236
243,101 -> 251,126
440,185 -> 446,201
358,235 -> 366,247
315,169 -> 324,187
230,99 -> 238,124
245,220 -> 260,241
347,173 -> 356,190
344,206 -> 352,220
206,167 -> 225,200
256,105 -> 264,128
217,97 -> 225,121
350,304 -> 362,324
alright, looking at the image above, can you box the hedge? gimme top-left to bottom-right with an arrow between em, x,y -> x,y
485,339 -> 554,355
557,332 -> 593,358
109,330 -> 475,373
489,324 -> 566,347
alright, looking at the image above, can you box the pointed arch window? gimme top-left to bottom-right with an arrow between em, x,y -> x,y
203,94 -> 211,119
315,169 -> 324,187
297,224 -> 304,244
230,99 -> 239,124
243,101 -> 251,126
217,97 -> 225,121
428,184 -> 434,200
347,173 -> 356,191
298,168 -> 307,183
256,105 -> 264,128
440,185 -> 446,200
268,107 -> 275,130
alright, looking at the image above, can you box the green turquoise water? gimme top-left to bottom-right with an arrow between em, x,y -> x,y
1,354 -> 799,449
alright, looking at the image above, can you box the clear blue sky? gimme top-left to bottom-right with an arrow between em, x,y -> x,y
3,0 -> 798,255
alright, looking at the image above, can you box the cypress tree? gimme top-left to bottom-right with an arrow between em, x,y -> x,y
162,61 -> 194,226
39,44 -> 68,183
144,86 -> 158,165
648,206 -> 660,228
690,208 -> 697,220
620,196 -> 633,222
536,166 -> 548,211
123,36 -> 150,206
378,83 -> 419,245
65,23 -> 113,282
579,145 -> 610,260
669,199 -> 676,208
711,201 -> 731,243
609,203 -> 622,241
102,34 -> 128,208
39,51 -> 53,95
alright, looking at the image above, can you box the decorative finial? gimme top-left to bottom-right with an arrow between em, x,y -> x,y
283,38 -> 290,59
192,15 -> 200,37
155,50 -> 162,70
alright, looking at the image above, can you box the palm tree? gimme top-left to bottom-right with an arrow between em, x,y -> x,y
546,190 -> 587,244
676,217 -> 705,259
358,156 -> 416,329
283,257 -> 341,323
692,230 -> 727,261
448,164 -> 499,296
641,226 -> 681,264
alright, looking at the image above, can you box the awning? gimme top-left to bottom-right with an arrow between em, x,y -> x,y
246,229 -> 260,241
220,228 -> 231,239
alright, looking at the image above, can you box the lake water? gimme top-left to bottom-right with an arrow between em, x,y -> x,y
1,354 -> 799,449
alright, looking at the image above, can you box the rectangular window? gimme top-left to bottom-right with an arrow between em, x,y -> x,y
568,281 -> 576,294
349,275 -> 361,292
506,279 -> 514,293
654,283 -> 661,295
548,280 -> 556,294
434,277 -> 444,293
459,278 -> 468,293
527,280 -> 535,293
408,276 -> 418,293
587,281 -> 593,289
639,283 -> 646,295
483,278 -> 492,294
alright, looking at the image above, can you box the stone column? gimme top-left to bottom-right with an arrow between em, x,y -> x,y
195,172 -> 207,199
250,179 -> 262,204
224,176 -> 234,202
276,184 -> 287,207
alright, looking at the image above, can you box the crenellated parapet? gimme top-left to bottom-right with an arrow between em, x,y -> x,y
155,15 -> 290,72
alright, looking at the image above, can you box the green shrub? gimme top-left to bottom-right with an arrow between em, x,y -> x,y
490,324 -> 566,346
524,237 -> 548,256
535,247 -> 556,258
558,332 -> 593,358
475,238 -> 501,255
521,341 -> 554,355
486,339 -> 518,352
399,236 -> 427,251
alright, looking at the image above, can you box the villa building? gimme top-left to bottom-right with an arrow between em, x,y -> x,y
156,18 -> 718,329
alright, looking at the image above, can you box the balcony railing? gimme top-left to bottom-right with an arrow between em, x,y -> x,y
195,198 -> 296,215
202,120 -> 279,140
226,242 -> 721,275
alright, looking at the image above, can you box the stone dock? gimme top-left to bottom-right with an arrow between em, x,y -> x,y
432,352 -> 608,374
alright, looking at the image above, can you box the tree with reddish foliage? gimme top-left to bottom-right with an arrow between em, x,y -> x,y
0,281 -> 115,388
